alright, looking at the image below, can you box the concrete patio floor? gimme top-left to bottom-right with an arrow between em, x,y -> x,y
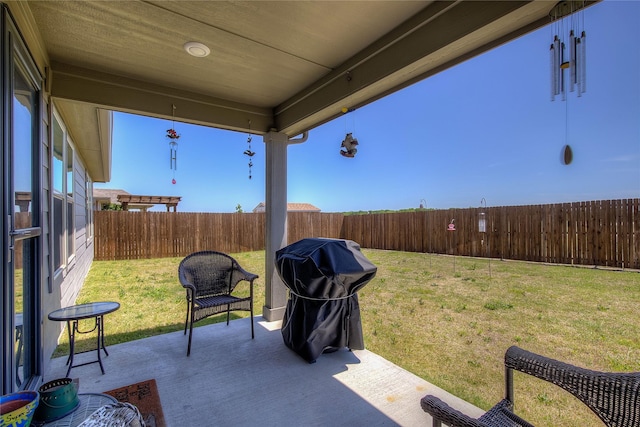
44,316 -> 484,426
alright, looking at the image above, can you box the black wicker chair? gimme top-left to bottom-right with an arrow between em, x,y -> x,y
421,345 -> 640,427
178,251 -> 258,356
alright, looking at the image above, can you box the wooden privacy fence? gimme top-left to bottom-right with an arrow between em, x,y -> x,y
94,199 -> 639,269
95,211 -> 266,260
342,199 -> 639,268
13,212 -> 31,267
93,211 -> 344,260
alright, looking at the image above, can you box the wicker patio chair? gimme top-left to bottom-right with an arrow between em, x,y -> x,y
421,345 -> 640,427
179,251 -> 258,356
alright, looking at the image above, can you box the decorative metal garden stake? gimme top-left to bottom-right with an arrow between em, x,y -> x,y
420,199 -> 431,267
479,198 -> 491,277
448,218 -> 456,274
166,104 -> 180,184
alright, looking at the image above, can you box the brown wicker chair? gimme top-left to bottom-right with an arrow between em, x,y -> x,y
179,251 -> 258,356
421,345 -> 640,427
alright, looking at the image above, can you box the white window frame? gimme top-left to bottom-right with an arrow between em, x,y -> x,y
85,173 -> 93,244
51,109 -> 76,272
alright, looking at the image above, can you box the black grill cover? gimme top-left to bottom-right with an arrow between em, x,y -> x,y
275,238 -> 377,362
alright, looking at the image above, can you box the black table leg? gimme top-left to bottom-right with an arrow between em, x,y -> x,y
15,324 -> 23,387
96,315 -> 105,374
65,315 -> 107,376
66,320 -> 76,377
99,315 -> 109,357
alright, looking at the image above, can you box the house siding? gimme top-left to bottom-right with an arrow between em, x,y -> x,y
41,133 -> 95,372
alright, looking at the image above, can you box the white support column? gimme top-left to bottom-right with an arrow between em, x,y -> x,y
262,131 -> 289,321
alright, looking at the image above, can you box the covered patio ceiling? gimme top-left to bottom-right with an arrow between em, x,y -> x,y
8,0 -> 587,183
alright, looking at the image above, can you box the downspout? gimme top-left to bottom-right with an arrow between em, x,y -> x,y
288,131 -> 308,145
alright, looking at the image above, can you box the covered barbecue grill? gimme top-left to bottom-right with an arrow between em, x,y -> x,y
275,238 -> 377,363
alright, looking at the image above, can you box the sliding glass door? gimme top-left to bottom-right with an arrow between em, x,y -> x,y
2,6 -> 43,394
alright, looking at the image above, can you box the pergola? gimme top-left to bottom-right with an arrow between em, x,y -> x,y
8,0 -> 596,321
117,195 -> 182,212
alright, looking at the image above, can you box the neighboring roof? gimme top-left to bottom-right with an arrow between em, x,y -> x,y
93,188 -> 130,205
253,202 -> 320,213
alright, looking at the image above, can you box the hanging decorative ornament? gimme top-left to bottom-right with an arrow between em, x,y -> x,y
549,1 -> 587,166
561,144 -> 573,165
340,133 -> 358,158
166,104 -> 180,184
339,101 -> 358,158
243,119 -> 255,179
550,0 -> 587,101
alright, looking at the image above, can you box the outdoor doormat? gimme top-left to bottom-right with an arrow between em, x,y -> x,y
104,379 -> 166,427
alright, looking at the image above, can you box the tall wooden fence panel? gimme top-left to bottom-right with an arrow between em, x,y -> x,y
94,211 -> 267,260
340,199 -> 639,269
94,211 -> 344,260
13,212 -> 32,266
94,199 -> 639,268
286,212 -> 344,244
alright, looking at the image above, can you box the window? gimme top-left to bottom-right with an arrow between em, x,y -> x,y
85,175 -> 93,242
52,112 -> 75,271
66,142 -> 74,260
52,116 -> 63,270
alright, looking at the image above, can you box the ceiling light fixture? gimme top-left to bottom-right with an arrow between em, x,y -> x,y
183,41 -> 210,58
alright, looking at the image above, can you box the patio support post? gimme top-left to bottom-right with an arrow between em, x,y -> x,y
262,131 -> 289,321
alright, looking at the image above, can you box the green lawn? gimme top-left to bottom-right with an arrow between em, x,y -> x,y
57,250 -> 640,426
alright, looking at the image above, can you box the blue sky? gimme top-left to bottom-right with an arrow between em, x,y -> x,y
96,0 -> 639,213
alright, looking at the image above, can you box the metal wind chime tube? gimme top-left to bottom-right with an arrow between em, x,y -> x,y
569,30 -> 576,90
170,140 -> 177,170
167,104 -> 180,184
579,30 -> 586,94
550,0 -> 587,101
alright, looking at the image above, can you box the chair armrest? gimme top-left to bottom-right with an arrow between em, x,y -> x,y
505,345 -> 598,391
420,395 -> 486,427
179,279 -> 197,294
504,345 -> 640,427
235,265 -> 258,283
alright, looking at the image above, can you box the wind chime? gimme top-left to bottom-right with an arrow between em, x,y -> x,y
243,120 -> 255,179
549,1 -> 587,165
340,107 -> 358,158
166,104 -> 180,184
339,71 -> 359,158
550,0 -> 587,101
